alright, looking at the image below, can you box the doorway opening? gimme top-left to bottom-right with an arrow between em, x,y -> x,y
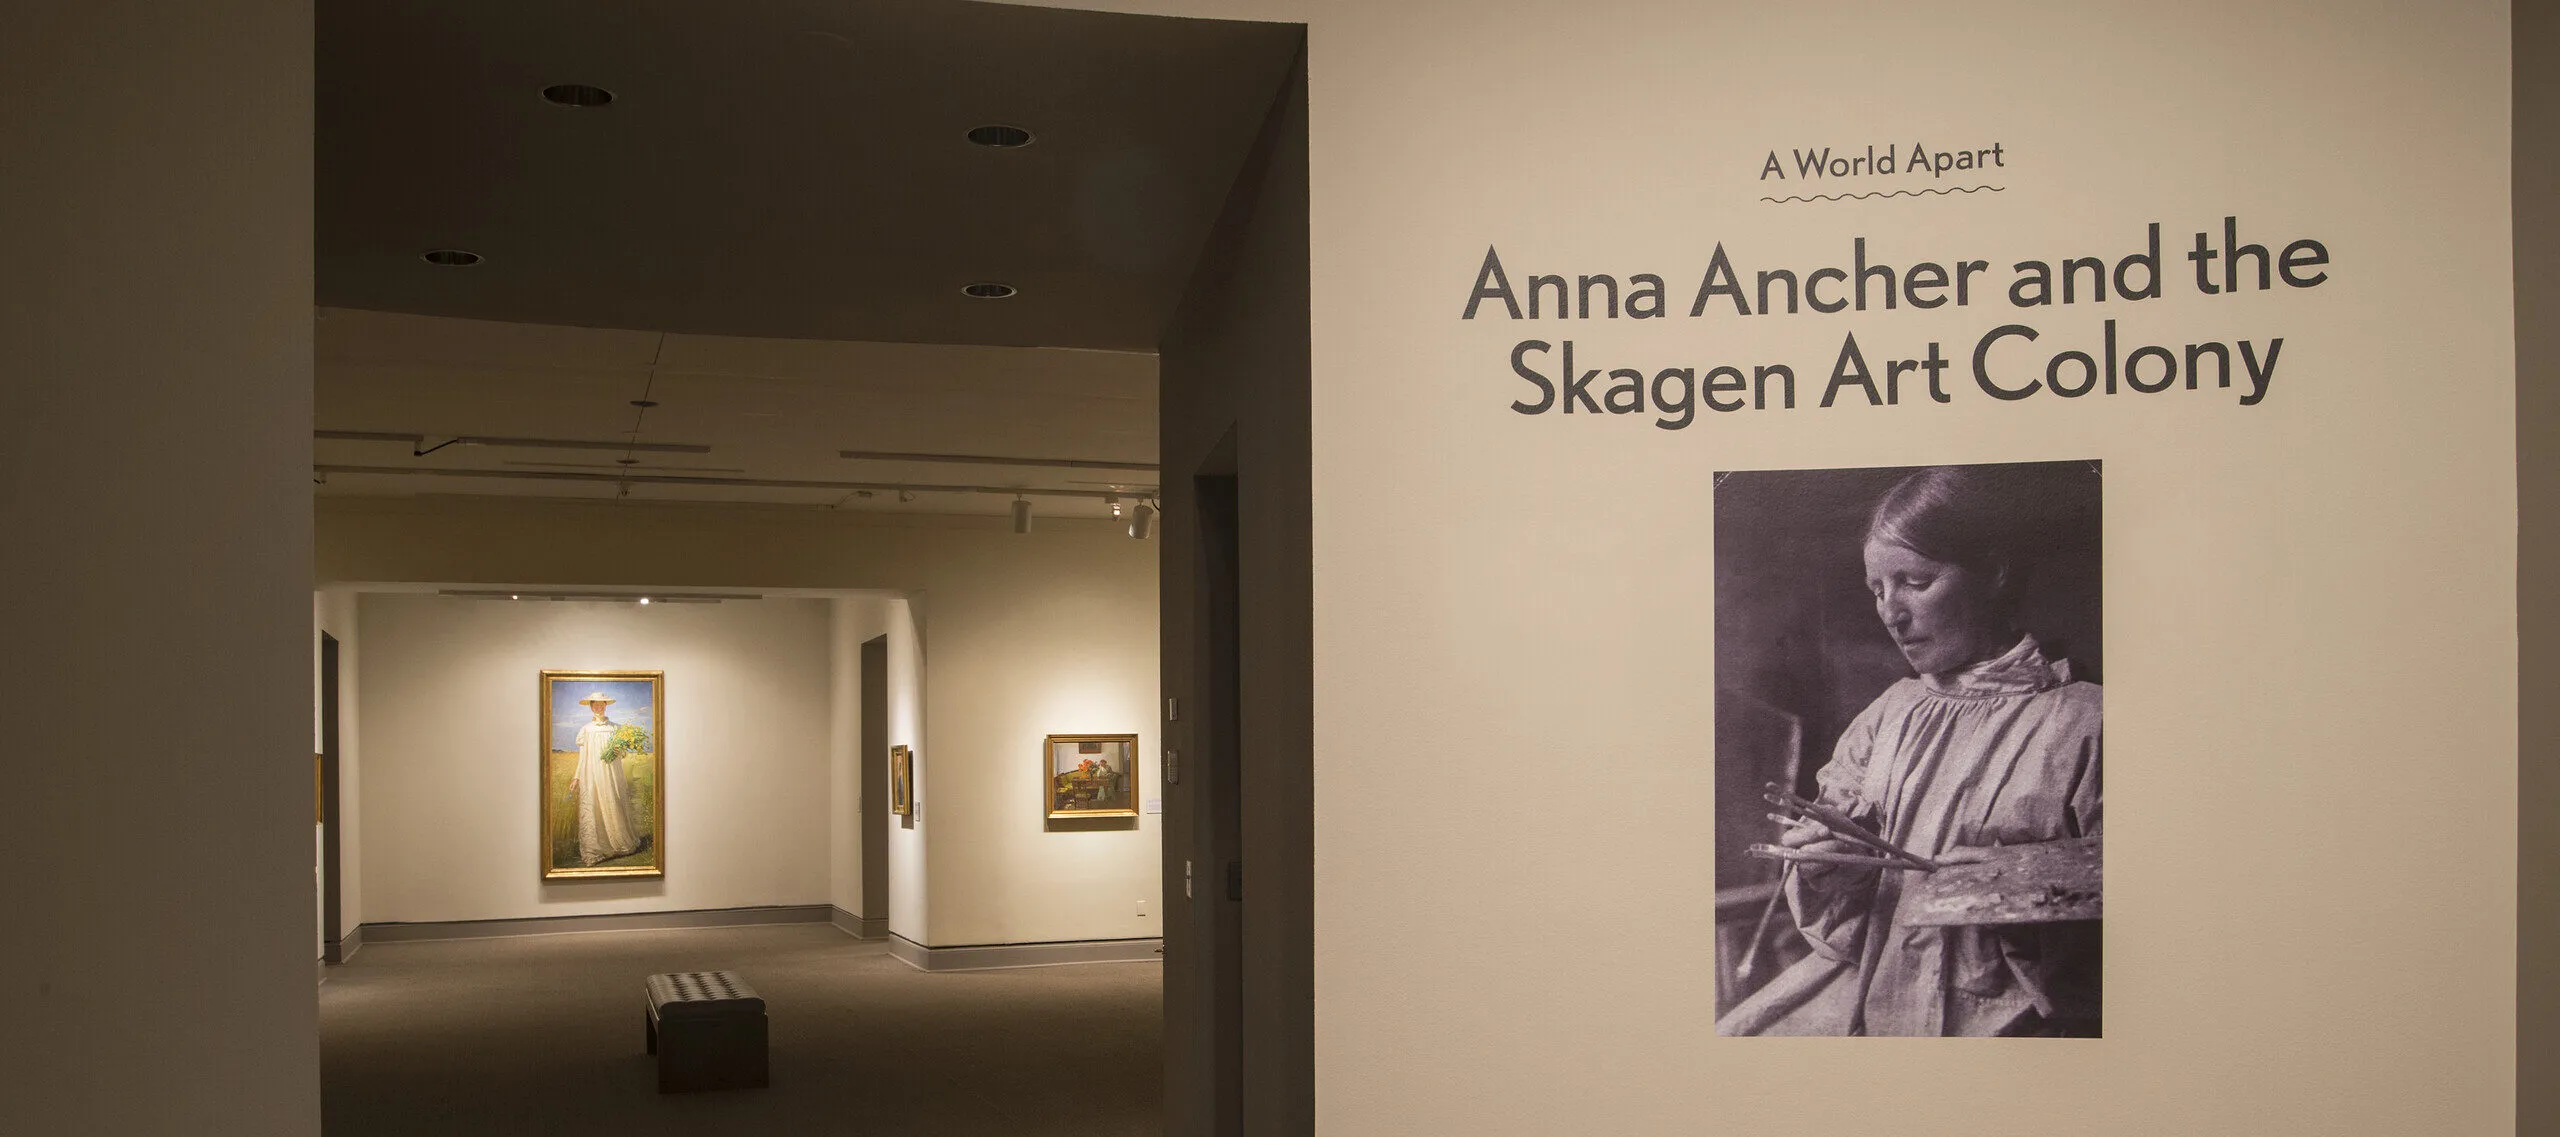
312,2 -> 1310,1134
1196,466 -> 1244,1137
320,631 -> 346,965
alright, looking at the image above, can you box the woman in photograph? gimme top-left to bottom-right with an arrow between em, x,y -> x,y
571,691 -> 643,866
1721,465 -> 2102,1037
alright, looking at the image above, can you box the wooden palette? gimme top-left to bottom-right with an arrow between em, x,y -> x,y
1900,836 -> 2102,927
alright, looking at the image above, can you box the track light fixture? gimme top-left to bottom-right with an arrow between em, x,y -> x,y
1011,496 -> 1032,534
1108,494 -> 1122,518
1128,500 -> 1156,540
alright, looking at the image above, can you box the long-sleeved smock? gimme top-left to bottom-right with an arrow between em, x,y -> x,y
1767,634 -> 2101,1036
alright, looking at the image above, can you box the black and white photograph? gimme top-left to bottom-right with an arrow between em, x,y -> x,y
1712,460 -> 2103,1037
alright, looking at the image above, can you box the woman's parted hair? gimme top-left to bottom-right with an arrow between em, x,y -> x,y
1865,465 -> 2063,607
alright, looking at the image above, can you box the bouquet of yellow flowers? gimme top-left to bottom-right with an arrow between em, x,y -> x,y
606,722 -> 651,762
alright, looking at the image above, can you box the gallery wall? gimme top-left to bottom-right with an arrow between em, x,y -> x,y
2516,5 -> 2559,1131
1288,1 -> 2517,1136
2,0 -> 318,1132
883,597 -> 930,943
913,538 -> 1162,947
317,499 -> 1161,948
826,598 -> 882,920
1157,49 -> 1313,1137
355,594 -> 834,922
315,588 -> 364,940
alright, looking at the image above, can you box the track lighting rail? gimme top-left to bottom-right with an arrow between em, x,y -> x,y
316,430 -> 711,456
312,463 -> 1156,501
836,449 -> 1158,472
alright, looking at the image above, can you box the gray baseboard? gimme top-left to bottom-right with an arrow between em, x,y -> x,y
361,904 -> 831,944
888,934 -> 1164,972
829,906 -> 890,941
324,925 -> 363,964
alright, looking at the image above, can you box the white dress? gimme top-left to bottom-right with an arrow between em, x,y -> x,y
573,718 -> 643,865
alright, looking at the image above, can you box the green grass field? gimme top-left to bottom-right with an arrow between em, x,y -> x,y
547,750 -> 658,871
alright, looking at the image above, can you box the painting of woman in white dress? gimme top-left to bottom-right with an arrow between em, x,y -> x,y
540,671 -> 664,879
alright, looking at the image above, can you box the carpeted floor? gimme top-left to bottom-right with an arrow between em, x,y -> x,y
320,924 -> 1162,1136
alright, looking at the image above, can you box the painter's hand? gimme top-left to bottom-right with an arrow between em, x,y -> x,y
1769,813 -> 1857,857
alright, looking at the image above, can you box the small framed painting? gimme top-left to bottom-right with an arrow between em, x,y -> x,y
889,744 -> 914,817
540,670 -> 665,880
1045,733 -> 1139,819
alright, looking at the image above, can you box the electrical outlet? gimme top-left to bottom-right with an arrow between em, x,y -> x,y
1136,898 -> 1149,918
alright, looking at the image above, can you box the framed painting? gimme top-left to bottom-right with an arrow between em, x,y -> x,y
540,670 -> 665,880
1045,733 -> 1139,820
889,744 -> 914,817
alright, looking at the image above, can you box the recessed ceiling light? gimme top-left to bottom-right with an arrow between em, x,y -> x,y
962,282 -> 1017,299
542,84 -> 614,108
421,248 -> 482,267
966,124 -> 1034,148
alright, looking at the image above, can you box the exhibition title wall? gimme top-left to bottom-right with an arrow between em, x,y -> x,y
1284,0 -> 2515,1133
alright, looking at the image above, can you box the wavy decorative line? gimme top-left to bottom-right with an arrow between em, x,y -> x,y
1759,185 -> 2006,203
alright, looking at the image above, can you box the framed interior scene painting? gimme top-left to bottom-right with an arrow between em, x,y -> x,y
889,744 -> 913,817
1045,733 -> 1138,819
540,670 -> 665,880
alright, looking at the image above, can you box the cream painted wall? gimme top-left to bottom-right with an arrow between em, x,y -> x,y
885,598 -> 930,942
356,595 -> 832,922
1295,2 -> 2516,1136
828,598 -> 888,915
4,0 -> 317,1131
918,553 -> 1162,947
316,588 -> 364,937
317,500 -> 1161,948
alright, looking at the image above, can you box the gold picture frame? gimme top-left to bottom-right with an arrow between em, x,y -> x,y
889,744 -> 914,817
539,670 -> 666,880
1044,733 -> 1139,820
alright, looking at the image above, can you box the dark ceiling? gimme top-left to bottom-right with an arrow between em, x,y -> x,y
317,0 -> 1302,350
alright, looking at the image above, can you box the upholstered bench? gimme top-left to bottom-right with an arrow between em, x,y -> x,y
644,971 -> 768,1093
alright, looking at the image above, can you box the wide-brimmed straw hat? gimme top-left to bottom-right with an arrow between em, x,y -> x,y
578,692 -> 617,706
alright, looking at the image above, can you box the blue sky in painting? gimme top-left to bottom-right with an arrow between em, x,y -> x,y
550,679 -> 655,751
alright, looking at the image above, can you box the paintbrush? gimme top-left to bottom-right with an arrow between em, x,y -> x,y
1746,843 -> 1933,872
1762,783 -> 1937,870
